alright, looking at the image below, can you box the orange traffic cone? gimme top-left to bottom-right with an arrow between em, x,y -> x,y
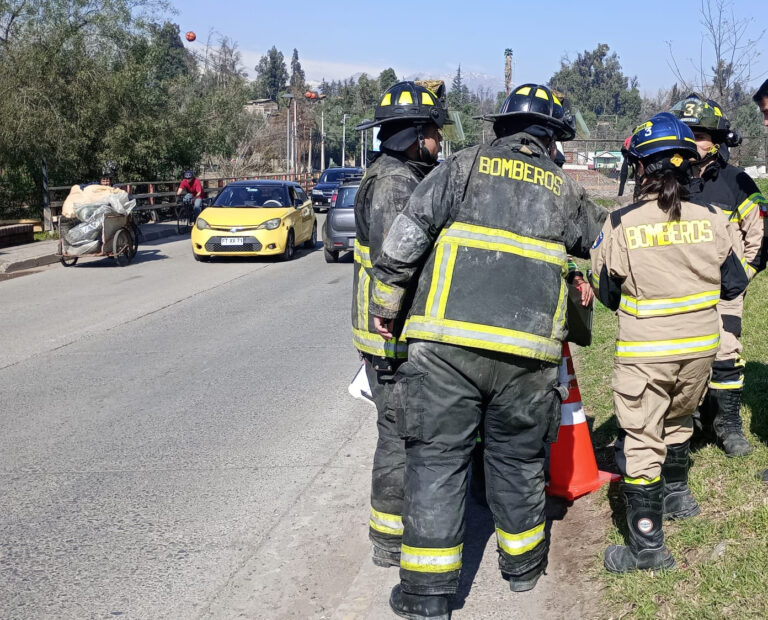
547,342 -> 618,501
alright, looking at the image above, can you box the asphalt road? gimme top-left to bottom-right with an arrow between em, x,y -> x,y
0,224 -> 600,619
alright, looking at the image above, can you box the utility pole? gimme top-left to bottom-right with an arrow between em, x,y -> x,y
504,48 -> 513,95
292,97 -> 298,173
341,113 -> 349,166
320,106 -> 325,171
282,94 -> 294,175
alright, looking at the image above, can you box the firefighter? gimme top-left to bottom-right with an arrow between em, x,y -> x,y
669,94 -> 767,456
351,81 -> 450,569
591,113 -> 748,573
370,84 -> 606,618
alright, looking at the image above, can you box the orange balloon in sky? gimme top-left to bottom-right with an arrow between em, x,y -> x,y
185,31 -> 196,42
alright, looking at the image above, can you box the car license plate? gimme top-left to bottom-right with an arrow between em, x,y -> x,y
348,238 -> 355,248
221,237 -> 244,246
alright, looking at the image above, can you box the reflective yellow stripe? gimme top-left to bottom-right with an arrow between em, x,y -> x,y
745,263 -> 757,279
615,333 -> 720,358
405,315 -> 561,363
619,290 -> 720,317
425,242 -> 446,317
441,222 -> 567,267
496,523 -> 545,556
550,279 -> 567,338
437,244 -> 458,318
640,136 -> 697,147
589,270 -> 599,290
624,476 -> 661,485
733,193 -> 762,221
354,240 -> 372,268
352,327 -> 408,358
369,507 -> 403,535
356,265 -> 368,328
709,379 -> 744,390
400,544 -> 462,573
372,278 -> 405,310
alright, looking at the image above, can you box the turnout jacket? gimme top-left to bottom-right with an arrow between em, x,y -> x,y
590,197 -> 748,363
689,158 -> 767,278
352,152 -> 435,358
370,132 -> 607,365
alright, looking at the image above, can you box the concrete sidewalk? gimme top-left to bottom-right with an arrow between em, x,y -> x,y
0,222 -> 182,273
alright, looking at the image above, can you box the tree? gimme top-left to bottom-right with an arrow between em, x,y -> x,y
667,0 -> 764,109
448,65 -> 470,108
253,46 -> 288,101
548,43 -> 642,133
378,68 -> 397,92
289,48 -> 305,92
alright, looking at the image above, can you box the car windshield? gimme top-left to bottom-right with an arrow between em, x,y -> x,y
213,185 -> 289,207
334,186 -> 358,208
320,169 -> 351,183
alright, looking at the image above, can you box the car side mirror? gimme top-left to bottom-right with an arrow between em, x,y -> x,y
294,198 -> 303,207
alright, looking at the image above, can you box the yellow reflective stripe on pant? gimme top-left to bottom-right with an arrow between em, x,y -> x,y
496,523 -> 545,556
405,315 -> 562,363
354,240 -> 372,268
369,507 -> 403,536
709,377 -> 744,390
624,476 -> 661,485
615,333 -> 719,358
400,544 -> 463,573
619,290 -> 720,317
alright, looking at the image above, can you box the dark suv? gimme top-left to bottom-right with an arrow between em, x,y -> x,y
322,174 -> 362,262
311,167 -> 362,211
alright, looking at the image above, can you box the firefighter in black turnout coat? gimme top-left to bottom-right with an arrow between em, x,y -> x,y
371,84 -> 606,619
351,81 -> 450,568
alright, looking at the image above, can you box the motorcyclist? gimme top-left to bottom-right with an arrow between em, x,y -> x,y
176,169 -> 205,220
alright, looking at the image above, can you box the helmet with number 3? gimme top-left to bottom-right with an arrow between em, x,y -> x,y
629,113 -> 699,160
669,93 -> 731,138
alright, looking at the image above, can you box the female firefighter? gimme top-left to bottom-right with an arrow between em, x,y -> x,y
590,112 -> 748,573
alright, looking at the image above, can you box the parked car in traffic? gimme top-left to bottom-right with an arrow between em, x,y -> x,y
322,173 -> 362,263
311,167 -> 362,211
191,180 -> 316,262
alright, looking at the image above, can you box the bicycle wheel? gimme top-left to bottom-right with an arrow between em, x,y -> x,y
113,227 -> 134,266
176,204 -> 191,234
129,221 -> 141,257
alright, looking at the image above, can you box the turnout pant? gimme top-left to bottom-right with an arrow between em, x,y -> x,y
365,358 -> 406,557
710,294 -> 745,391
612,356 -> 714,480
394,340 -> 560,596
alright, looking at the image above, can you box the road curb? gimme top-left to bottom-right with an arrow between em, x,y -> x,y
0,225 -> 182,273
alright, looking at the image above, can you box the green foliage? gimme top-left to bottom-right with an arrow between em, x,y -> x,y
253,45 -> 289,102
378,68 -> 398,92
549,43 -> 643,135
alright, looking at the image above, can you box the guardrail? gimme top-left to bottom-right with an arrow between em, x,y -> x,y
43,172 -> 318,231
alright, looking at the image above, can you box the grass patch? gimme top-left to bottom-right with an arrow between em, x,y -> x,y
573,258 -> 768,618
34,230 -> 58,241
594,197 -> 619,209
755,178 -> 768,197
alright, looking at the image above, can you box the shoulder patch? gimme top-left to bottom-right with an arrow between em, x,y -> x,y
591,231 -> 604,249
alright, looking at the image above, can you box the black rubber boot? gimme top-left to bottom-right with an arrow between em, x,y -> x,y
711,388 -> 753,457
604,480 -> 675,574
506,558 -> 547,592
662,442 -> 700,521
372,545 -> 400,567
389,584 -> 450,620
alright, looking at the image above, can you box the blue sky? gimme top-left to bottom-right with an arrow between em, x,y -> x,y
170,0 -> 766,96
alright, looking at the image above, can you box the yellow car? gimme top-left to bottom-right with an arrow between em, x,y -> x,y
191,180 -> 317,262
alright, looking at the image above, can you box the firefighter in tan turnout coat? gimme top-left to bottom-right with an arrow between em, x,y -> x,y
591,113 -> 748,574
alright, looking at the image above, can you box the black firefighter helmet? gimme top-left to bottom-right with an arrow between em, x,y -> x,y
355,81 -> 450,132
484,83 -> 576,141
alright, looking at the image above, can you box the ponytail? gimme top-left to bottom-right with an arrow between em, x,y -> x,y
636,168 -> 688,222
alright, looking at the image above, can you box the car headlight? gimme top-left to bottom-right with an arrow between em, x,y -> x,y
257,218 -> 281,230
196,218 -> 210,230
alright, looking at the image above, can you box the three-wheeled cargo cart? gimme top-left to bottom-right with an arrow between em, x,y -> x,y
57,213 -> 138,267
